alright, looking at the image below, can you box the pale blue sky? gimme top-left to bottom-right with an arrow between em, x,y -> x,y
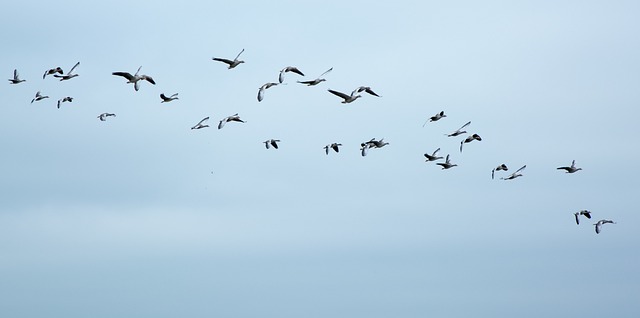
1,1 -> 639,317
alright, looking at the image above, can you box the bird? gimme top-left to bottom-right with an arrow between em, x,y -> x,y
446,121 -> 471,137
212,49 -> 245,69
31,91 -> 49,103
43,67 -> 63,79
424,148 -> 444,162
279,66 -> 304,83
8,69 -> 26,84
264,139 -> 280,149
491,164 -> 508,180
298,67 -> 333,86
352,86 -> 381,97
53,62 -> 80,81
112,66 -> 156,91
324,143 -> 342,154
57,96 -> 73,109
574,210 -> 592,225
97,113 -> 116,121
191,117 -> 210,130
460,133 -> 482,153
218,113 -> 245,129
257,82 -> 279,102
594,219 -> 615,234
370,138 -> 389,148
328,89 -> 361,104
557,160 -> 582,173
501,165 -> 526,180
436,154 -> 457,169
160,93 -> 179,103
423,111 -> 446,127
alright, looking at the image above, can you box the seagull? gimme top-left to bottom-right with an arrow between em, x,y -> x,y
423,111 -> 446,127
557,160 -> 582,173
257,82 -> 279,102
298,67 -> 333,86
424,148 -> 444,162
328,89 -> 361,104
97,113 -> 116,121
191,117 -> 210,130
160,93 -> 179,103
446,121 -> 471,137
574,210 -> 592,225
212,49 -> 245,69
57,96 -> 73,109
8,69 -> 26,84
594,219 -> 615,234
112,66 -> 156,91
501,165 -> 526,180
491,164 -> 508,180
218,113 -> 245,129
31,91 -> 49,103
352,86 -> 381,97
53,62 -> 80,81
43,67 -> 63,79
279,66 -> 304,83
436,154 -> 457,169
460,133 -> 482,152
324,142 -> 342,155
264,139 -> 281,149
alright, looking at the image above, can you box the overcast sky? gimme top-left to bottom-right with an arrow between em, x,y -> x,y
1,1 -> 639,317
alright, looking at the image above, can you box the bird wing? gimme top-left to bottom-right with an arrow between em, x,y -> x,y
492,168 -> 495,180
574,213 -> 580,225
595,223 -> 601,234
515,165 -> 526,174
364,87 -> 380,97
459,141 -> 464,153
212,58 -> 233,65
279,69 -> 286,83
318,67 -> 333,77
218,119 -> 226,129
13,69 -> 18,80
288,67 -> 304,76
135,66 -> 142,76
271,140 -> 279,149
583,211 -> 592,219
257,87 -> 265,102
297,80 -> 316,85
196,117 -> 209,126
457,121 -> 471,131
68,61 -> 80,74
571,160 -> 576,168
160,93 -> 168,100
134,80 -> 140,91
143,76 -> 155,85
234,48 -> 245,61
328,89 -> 350,100
112,72 -> 135,81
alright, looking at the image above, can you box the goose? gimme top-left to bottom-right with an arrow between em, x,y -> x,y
501,165 -> 526,180
459,133 -> 482,153
298,67 -> 332,86
43,67 -> 63,79
424,148 -> 443,162
112,66 -> 156,91
446,121 -> 471,137
573,210 -> 592,225
436,154 -> 457,169
557,160 -> 582,173
491,164 -> 508,179
8,69 -> 26,84
31,91 -> 49,103
57,96 -> 73,109
97,113 -> 116,121
352,86 -> 381,97
264,139 -> 281,149
324,142 -> 342,154
328,89 -> 361,104
423,111 -> 446,127
594,219 -> 615,234
160,93 -> 179,103
218,113 -> 245,129
278,66 -> 304,83
212,48 -> 245,69
257,82 -> 279,102
191,117 -> 210,130
53,62 -> 80,81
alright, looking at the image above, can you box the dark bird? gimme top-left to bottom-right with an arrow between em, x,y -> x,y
97,113 -> 116,121
436,154 -> 457,169
424,148 -> 444,162
557,160 -> 582,173
218,113 -> 245,129
264,139 -> 281,149
112,66 -> 156,91
53,62 -> 80,81
574,210 -> 592,225
43,67 -> 63,79
191,117 -> 210,130
324,143 -> 342,154
212,49 -> 245,69
257,82 -> 279,102
57,96 -> 73,109
446,121 -> 471,137
160,93 -> 179,103
298,67 -> 332,86
501,165 -> 526,180
594,219 -> 615,234
31,91 -> 49,103
423,111 -> 446,126
8,69 -> 26,84
328,89 -> 361,104
460,133 -> 482,153
279,66 -> 304,83
491,164 -> 508,180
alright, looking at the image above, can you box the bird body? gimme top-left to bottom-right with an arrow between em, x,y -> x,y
97,113 -> 116,121
257,82 -> 279,102
160,93 -> 179,103
436,154 -> 457,169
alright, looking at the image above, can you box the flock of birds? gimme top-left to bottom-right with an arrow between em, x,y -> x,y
7,49 -> 615,235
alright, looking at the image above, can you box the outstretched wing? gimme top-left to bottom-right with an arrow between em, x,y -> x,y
234,48 -> 245,61
112,72 -> 135,81
328,89 -> 350,100
68,61 -> 80,74
457,121 -> 471,131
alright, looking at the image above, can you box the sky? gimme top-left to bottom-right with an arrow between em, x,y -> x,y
1,0 -> 639,317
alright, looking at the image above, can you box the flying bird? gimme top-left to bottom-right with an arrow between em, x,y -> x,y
264,139 -> 281,149
279,66 -> 304,83
501,165 -> 526,180
8,69 -> 26,84
436,154 -> 457,169
212,48 -> 245,69
43,67 -> 63,79
31,91 -> 49,103
594,219 -> 615,234
57,96 -> 73,109
160,93 -> 179,103
424,148 -> 444,162
574,210 -> 592,225
491,164 -> 508,180
112,66 -> 156,91
557,160 -> 582,173
423,111 -> 446,127
257,82 -> 279,102
328,89 -> 361,104
97,113 -> 116,121
324,142 -> 342,154
460,133 -> 482,153
446,121 -> 471,137
53,62 -> 80,81
352,86 -> 381,97
191,117 -> 210,130
218,113 -> 245,129
298,67 -> 333,86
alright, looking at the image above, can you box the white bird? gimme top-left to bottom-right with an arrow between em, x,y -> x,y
436,154 -> 457,169
446,121 -> 471,137
160,93 -> 179,103
594,219 -> 615,234
112,66 -> 156,91
298,67 -> 333,86
324,142 -> 342,155
97,113 -> 116,121
279,66 -> 305,83
423,111 -> 446,127
424,148 -> 443,162
264,139 -> 281,149
501,165 -> 526,180
257,82 -> 279,102
491,164 -> 508,180
191,117 -> 210,130
352,86 -> 381,97
557,160 -> 582,173
57,96 -> 73,109
53,62 -> 80,81
328,89 -> 361,104
31,91 -> 49,103
574,210 -> 592,225
218,113 -> 245,129
460,133 -> 482,153
43,67 -> 63,79
8,69 -> 26,84
212,49 -> 245,69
